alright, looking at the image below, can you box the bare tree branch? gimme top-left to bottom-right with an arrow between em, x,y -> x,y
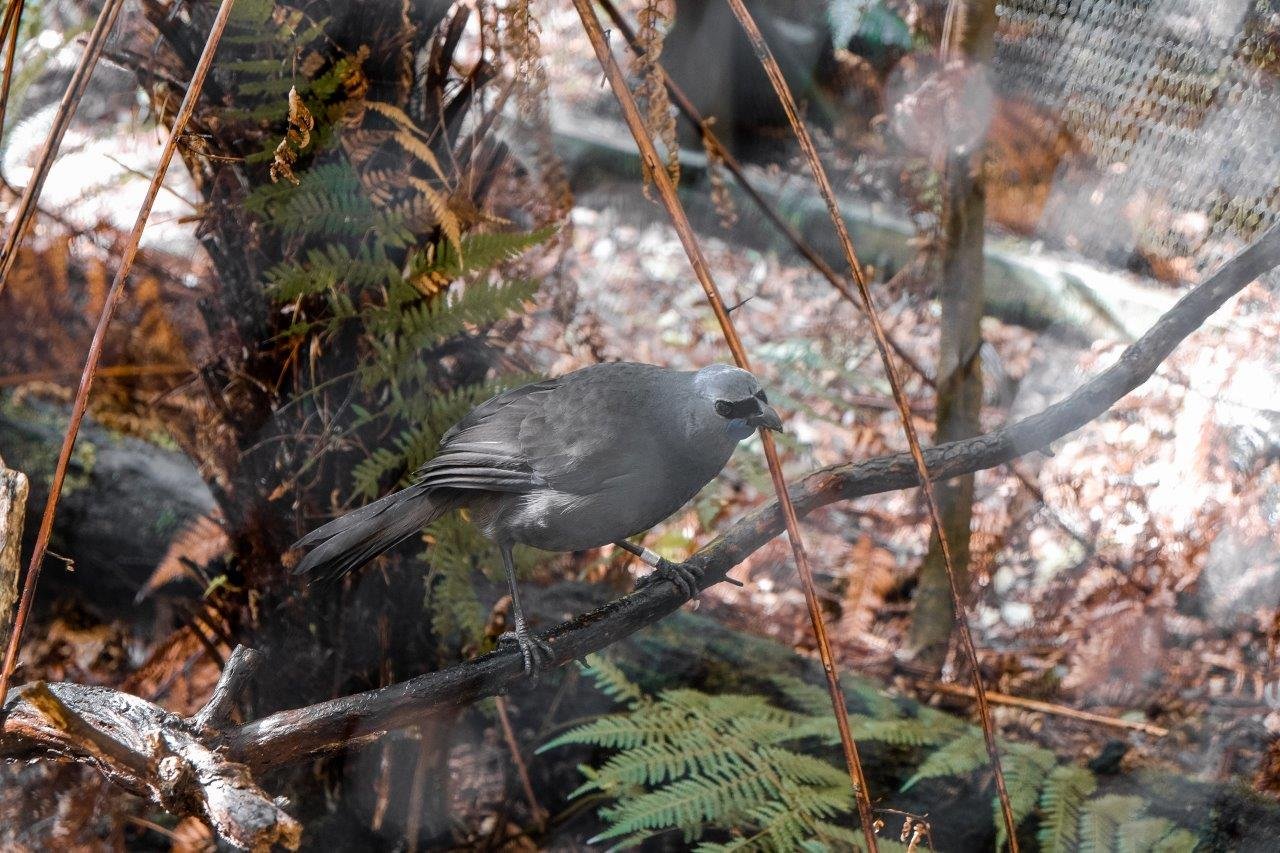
3,222 -> 1278,838
1,651 -> 300,851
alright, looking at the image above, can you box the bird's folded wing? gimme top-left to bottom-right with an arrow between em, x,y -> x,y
413,380 -> 562,494
517,368 -> 662,494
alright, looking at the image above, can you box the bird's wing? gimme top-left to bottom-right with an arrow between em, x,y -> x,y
413,378 -> 562,494
517,363 -> 668,495
419,364 -> 681,497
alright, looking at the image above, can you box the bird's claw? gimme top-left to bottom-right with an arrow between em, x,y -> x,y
638,558 -> 703,600
498,628 -> 554,680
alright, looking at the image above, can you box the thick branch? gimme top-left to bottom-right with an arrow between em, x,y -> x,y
217,222 -> 1280,770
1,679 -> 300,850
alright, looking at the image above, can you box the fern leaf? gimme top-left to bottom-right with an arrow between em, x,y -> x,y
418,226 -> 557,282
1038,764 -> 1098,852
580,653 -> 645,708
995,744 -> 1058,850
1119,816 -> 1181,853
1151,828 -> 1198,853
592,767 -> 777,842
902,730 -> 989,790
1079,795 -> 1146,853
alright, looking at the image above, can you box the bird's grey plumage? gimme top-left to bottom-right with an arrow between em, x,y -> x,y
291,362 -> 782,672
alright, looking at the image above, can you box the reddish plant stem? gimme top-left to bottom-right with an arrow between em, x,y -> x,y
720,0 -> 1018,848
0,0 -> 127,295
0,0 -> 25,153
495,696 -> 547,831
0,0 -> 238,702
570,1 -> 880,848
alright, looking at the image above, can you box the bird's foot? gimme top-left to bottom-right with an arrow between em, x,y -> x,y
637,558 -> 703,600
498,627 -> 554,679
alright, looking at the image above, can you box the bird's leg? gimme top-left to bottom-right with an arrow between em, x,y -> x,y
495,543 -> 554,678
616,540 -> 703,599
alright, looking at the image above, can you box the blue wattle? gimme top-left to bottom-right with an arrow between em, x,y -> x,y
726,418 -> 753,442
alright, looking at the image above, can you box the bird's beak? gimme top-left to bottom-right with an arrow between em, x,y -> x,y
747,403 -> 783,432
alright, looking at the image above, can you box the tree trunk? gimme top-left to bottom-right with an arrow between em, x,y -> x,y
908,0 -> 997,671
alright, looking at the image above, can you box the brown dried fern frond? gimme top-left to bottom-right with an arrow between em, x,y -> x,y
632,0 -> 679,194
502,0 -> 572,221
701,119 -> 738,228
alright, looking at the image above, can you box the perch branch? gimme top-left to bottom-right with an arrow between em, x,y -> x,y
3,222 -> 1277,837
1,677 -> 300,850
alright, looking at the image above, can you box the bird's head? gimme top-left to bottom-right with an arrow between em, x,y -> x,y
692,364 -> 783,442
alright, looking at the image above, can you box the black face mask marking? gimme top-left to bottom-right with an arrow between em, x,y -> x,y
754,390 -> 768,404
715,397 -> 760,419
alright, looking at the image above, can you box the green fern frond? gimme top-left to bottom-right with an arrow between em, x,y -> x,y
592,766 -> 778,843
1038,764 -> 1098,852
266,243 -> 400,301
1079,795 -> 1147,853
995,744 -> 1059,849
363,278 -> 540,386
421,515 -> 487,643
849,714 -> 959,748
1119,816 -> 1183,853
417,226 -> 558,281
901,730 -> 989,789
769,673 -> 834,717
1151,828 -> 1198,853
539,713 -> 684,754
580,654 -> 646,709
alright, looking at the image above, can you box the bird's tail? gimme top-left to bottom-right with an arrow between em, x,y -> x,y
290,485 -> 455,582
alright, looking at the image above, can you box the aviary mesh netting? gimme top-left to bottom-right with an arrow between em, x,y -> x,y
993,0 -> 1280,270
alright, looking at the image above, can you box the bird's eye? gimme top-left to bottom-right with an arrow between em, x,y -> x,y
754,390 -> 768,404
716,398 -> 757,419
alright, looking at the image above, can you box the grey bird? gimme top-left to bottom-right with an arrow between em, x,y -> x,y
290,362 -> 782,674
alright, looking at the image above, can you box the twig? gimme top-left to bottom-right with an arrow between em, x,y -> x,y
0,363 -> 192,387
566,3 -> 882,847
595,0 -> 933,388
495,696 -> 548,831
720,1 -> 1018,847
404,727 -> 431,853
0,0 -> 128,294
919,680 -> 1170,737
191,645 -> 262,732
0,0 -> 237,702
0,0 -> 24,153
